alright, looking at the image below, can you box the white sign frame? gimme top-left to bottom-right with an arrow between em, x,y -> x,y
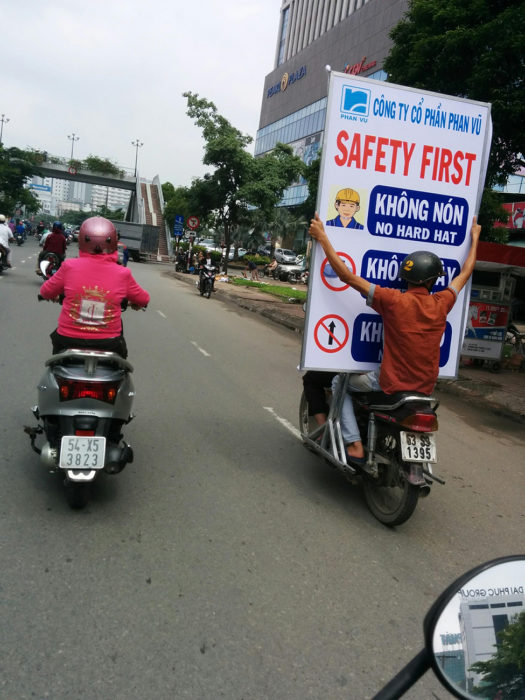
301,72 -> 492,377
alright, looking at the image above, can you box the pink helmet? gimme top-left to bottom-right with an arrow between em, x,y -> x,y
78,217 -> 118,254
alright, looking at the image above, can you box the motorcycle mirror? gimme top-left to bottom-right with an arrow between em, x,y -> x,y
423,555 -> 525,699
374,555 -> 525,699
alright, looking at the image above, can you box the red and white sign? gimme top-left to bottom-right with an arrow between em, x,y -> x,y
320,253 -> 356,292
314,315 -> 349,353
187,215 -> 200,230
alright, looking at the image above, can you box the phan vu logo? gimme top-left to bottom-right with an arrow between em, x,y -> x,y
340,85 -> 371,121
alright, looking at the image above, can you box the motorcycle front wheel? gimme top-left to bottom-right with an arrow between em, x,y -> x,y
204,279 -> 212,298
362,460 -> 419,526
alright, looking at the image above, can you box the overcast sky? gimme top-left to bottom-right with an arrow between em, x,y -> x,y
3,0 -> 279,186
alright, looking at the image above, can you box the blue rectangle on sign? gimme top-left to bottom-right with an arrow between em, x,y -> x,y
367,185 -> 468,247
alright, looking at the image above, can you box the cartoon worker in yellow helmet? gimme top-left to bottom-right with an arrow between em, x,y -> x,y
326,188 -> 364,229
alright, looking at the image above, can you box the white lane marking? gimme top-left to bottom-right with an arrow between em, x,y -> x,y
157,310 -> 167,318
190,340 -> 211,357
263,407 -> 301,440
21,259 -> 26,263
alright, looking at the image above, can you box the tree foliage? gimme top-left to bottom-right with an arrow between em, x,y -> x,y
470,612 -> 525,698
0,146 -> 40,215
180,91 -> 303,270
384,0 -> 525,236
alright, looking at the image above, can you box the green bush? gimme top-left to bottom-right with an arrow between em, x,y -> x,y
244,254 -> 269,265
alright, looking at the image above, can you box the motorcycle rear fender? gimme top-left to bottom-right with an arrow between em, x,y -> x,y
36,365 -> 135,421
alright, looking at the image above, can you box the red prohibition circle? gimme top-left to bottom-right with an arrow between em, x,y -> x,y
320,252 -> 356,292
68,166 -> 77,175
313,314 -> 349,353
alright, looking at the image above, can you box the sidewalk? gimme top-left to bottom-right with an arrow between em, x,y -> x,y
167,268 -> 525,423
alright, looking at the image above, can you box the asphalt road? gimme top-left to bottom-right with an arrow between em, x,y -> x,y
1,238 -> 524,700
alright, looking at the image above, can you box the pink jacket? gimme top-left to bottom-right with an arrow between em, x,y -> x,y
40,252 -> 150,339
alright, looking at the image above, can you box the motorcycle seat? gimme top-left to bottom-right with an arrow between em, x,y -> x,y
353,390 -> 434,411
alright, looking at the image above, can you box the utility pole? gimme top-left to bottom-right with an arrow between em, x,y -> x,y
67,133 -> 79,160
0,114 -> 10,145
131,139 -> 143,177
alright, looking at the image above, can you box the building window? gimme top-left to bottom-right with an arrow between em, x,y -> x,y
278,7 -> 290,66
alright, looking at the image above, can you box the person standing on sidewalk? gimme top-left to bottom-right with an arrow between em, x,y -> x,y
308,212 -> 481,464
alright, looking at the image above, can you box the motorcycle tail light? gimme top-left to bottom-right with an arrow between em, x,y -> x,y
75,430 -> 95,436
400,413 -> 438,431
57,378 -> 120,404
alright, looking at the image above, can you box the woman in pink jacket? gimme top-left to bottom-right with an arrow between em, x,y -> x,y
39,217 -> 150,358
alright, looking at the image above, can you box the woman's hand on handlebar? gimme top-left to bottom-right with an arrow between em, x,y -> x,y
130,303 -> 147,311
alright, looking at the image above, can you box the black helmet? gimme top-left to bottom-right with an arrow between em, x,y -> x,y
400,251 -> 445,285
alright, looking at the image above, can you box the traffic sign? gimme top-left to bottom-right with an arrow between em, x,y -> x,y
173,214 -> 184,237
313,315 -> 349,353
187,215 -> 199,230
320,252 -> 356,292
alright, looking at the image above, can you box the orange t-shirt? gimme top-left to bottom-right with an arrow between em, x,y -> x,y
368,284 -> 457,395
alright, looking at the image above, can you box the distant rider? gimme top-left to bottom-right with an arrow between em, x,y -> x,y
0,214 -> 14,267
36,221 -> 67,274
39,216 -> 150,358
309,212 -> 481,463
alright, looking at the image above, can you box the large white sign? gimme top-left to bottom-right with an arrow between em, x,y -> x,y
301,72 -> 492,376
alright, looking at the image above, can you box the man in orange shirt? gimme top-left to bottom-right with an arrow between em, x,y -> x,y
308,212 -> 481,463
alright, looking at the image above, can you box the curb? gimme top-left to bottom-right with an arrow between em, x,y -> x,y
166,269 -> 524,423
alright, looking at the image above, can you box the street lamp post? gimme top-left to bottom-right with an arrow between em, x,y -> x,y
131,139 -> 143,177
0,114 -> 10,146
67,133 -> 79,160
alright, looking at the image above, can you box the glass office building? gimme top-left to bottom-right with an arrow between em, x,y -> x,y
255,0 -> 408,206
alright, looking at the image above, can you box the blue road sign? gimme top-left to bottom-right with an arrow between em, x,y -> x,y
174,214 -> 184,236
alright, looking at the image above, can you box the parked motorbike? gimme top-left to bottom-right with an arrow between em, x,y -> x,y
198,264 -> 216,298
286,265 -> 309,284
24,299 -> 142,509
373,555 -> 525,698
300,373 -> 442,525
39,252 -> 62,280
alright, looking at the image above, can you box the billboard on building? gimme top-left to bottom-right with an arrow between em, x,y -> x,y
301,72 -> 492,376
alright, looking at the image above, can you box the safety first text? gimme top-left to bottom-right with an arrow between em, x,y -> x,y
334,131 -> 477,187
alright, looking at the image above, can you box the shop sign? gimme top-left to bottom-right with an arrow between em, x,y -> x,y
267,65 -> 307,98
344,56 -> 377,76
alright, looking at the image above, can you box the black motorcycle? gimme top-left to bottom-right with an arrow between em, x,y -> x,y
300,373 -> 442,526
0,244 -> 9,273
39,252 -> 62,280
198,265 -> 216,299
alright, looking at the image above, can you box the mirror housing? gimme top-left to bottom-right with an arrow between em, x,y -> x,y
423,555 -> 525,699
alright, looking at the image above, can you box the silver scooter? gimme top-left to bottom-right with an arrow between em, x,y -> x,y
25,345 -> 137,509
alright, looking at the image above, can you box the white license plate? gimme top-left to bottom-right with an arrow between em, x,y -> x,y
59,436 -> 106,470
400,431 -> 437,463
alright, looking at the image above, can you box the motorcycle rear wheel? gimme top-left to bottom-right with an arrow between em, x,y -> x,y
64,479 -> 90,510
362,460 -> 419,526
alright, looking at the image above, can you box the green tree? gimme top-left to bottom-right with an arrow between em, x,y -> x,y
183,91 -> 303,270
162,184 -> 191,231
384,0 -> 525,237
470,611 -> 525,698
297,148 -> 321,221
0,146 -> 40,215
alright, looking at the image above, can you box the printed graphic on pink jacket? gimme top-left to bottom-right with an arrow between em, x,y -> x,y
39,252 -> 150,338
